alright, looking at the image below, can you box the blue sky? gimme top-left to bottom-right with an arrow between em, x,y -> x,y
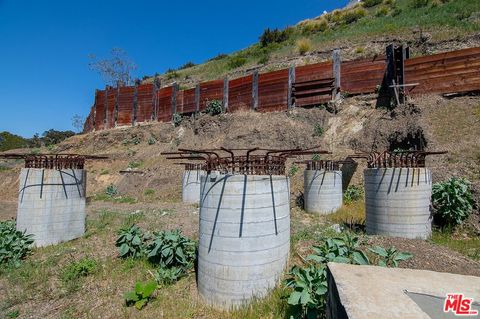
0,0 -> 346,138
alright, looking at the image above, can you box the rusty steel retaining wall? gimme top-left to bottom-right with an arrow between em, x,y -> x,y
83,47 -> 480,133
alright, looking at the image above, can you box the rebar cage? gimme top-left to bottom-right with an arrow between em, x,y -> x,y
163,147 -> 331,175
350,150 -> 447,168
0,154 -> 108,169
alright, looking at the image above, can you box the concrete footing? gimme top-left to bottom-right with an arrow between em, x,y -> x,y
304,170 -> 343,214
16,168 -> 87,247
182,169 -> 206,204
364,168 -> 433,239
197,173 -> 290,309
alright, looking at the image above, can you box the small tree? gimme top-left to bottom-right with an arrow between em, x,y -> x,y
72,114 -> 85,133
88,48 -> 137,86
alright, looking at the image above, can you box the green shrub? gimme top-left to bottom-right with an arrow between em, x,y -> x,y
289,164 -> 299,177
146,229 -> 196,270
6,310 -> 19,318
409,0 -> 429,8
432,178 -> 474,226
178,61 -> 196,70
284,233 -> 368,318
284,264 -> 327,319
124,280 -> 157,310
284,233 -> 412,317
391,5 -> 402,16
144,189 -> 155,196
342,8 -> 367,24
147,137 -> 156,145
61,257 -> 97,283
369,246 -> 413,267
258,53 -> 270,65
122,136 -> 141,146
205,100 -> 223,116
363,0 -> 383,7
302,19 -> 328,35
165,69 -> 179,79
328,10 -> 344,23
375,6 -> 390,16
128,161 -> 142,169
313,124 -> 324,137
259,28 -> 290,47
227,56 -> 247,69
0,221 -> 34,266
116,225 -> 149,258
208,53 -> 228,61
343,185 -> 364,204
105,184 -> 119,197
154,266 -> 187,285
172,113 -> 182,127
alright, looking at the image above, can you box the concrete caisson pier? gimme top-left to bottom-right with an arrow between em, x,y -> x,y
364,167 -> 432,239
16,168 -> 87,247
182,169 -> 206,204
304,170 -> 343,214
198,173 -> 290,309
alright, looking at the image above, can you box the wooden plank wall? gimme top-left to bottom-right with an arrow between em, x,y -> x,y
94,90 -> 106,130
295,61 -> 333,107
117,86 -> 134,126
106,88 -> 116,128
257,69 -> 289,112
157,87 -> 173,122
341,57 -> 386,94
200,79 -> 224,111
83,106 -> 94,132
228,75 -> 253,112
178,88 -> 196,114
84,47 -> 480,133
405,47 -> 480,95
136,84 -> 154,122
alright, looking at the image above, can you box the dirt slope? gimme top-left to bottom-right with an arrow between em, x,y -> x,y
1,94 -> 478,221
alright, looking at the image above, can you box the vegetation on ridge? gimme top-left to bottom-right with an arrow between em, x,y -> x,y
144,0 -> 479,84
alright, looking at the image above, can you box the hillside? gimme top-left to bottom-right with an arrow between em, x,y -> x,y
1,94 -> 479,217
1,1 -> 480,317
1,93 -> 480,318
142,0 -> 480,87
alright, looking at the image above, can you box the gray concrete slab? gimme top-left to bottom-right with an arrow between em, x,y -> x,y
327,263 -> 480,319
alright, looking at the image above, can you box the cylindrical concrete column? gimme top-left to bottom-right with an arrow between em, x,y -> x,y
182,169 -> 206,204
16,168 -> 87,247
198,174 -> 290,309
364,168 -> 432,239
304,170 -> 343,214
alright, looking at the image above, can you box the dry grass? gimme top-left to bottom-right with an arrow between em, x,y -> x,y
296,38 -> 312,55
327,201 -> 366,227
0,205 -> 290,319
